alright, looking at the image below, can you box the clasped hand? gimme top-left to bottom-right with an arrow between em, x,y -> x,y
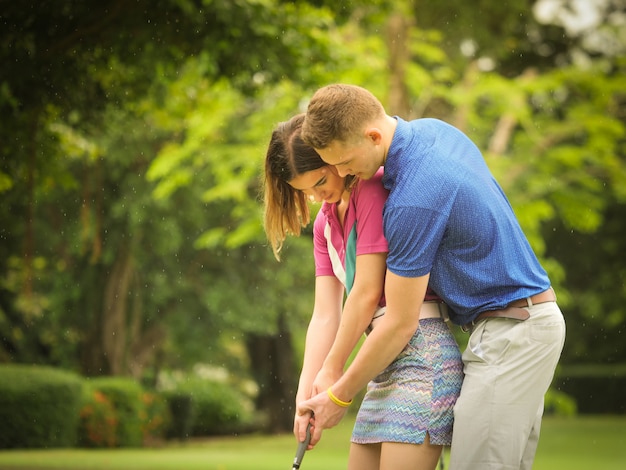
295,388 -> 350,448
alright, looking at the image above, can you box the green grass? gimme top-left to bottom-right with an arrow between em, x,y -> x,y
0,416 -> 624,469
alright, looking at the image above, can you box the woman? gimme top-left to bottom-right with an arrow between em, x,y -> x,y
263,114 -> 463,470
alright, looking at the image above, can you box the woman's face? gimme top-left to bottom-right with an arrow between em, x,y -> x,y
288,165 -> 345,204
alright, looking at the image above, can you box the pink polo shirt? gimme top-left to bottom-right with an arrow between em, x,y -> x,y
313,167 -> 441,304
313,168 -> 388,302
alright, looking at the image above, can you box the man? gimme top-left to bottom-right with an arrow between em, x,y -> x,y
297,84 -> 566,470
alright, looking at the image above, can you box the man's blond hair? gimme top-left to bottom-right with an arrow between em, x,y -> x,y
301,84 -> 385,149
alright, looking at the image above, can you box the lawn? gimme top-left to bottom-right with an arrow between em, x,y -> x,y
0,415 -> 624,469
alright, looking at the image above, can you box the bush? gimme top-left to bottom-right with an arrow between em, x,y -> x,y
0,364 -> 83,449
78,380 -> 172,447
555,364 -> 626,414
544,387 -> 578,416
140,391 -> 171,443
177,378 -> 254,436
163,391 -> 195,440
78,387 -> 118,447
86,377 -> 144,447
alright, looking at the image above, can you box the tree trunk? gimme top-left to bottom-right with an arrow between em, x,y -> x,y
488,68 -> 537,156
101,246 -> 134,375
80,261 -> 108,376
23,111 -> 39,299
79,252 -> 165,378
245,312 -> 297,433
451,61 -> 479,133
386,10 -> 413,117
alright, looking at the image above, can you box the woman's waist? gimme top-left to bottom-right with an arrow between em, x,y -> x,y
366,301 -> 447,334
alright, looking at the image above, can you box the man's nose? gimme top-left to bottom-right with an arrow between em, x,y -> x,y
335,166 -> 350,177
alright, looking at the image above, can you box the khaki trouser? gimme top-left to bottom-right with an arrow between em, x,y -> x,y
449,302 -> 566,470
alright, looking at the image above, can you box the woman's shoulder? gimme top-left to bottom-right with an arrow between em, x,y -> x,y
355,167 -> 387,196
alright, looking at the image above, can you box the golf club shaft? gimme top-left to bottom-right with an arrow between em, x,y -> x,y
291,421 -> 312,470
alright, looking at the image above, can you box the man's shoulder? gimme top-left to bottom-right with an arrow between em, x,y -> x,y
405,117 -> 449,130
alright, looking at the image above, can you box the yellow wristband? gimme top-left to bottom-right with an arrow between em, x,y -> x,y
327,387 -> 352,407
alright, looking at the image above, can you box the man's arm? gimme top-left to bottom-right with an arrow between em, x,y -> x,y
299,270 -> 429,446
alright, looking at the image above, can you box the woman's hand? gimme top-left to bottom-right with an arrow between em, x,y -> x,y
293,408 -> 315,449
311,365 -> 342,396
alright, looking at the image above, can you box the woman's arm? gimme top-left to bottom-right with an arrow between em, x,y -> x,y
312,252 -> 387,393
295,275 -> 344,402
294,275 -> 343,443
313,170 -> 389,394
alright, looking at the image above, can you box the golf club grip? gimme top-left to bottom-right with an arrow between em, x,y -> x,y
291,422 -> 312,470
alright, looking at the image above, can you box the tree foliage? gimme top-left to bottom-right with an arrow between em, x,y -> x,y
0,0 -> 346,372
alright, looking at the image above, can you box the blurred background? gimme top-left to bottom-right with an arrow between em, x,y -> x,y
0,0 -> 625,450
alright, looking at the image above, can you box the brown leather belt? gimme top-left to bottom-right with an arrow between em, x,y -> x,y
462,287 -> 556,332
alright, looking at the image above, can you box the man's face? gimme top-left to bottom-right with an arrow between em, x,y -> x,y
316,131 -> 383,180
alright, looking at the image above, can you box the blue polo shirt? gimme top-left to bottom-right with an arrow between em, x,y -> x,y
382,117 -> 550,325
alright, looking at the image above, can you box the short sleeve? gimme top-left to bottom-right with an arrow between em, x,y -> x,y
313,205 -> 334,277
384,206 -> 447,278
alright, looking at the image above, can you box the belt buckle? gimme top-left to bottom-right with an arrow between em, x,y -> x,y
461,320 -> 475,333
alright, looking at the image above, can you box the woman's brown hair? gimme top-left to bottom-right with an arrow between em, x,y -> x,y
263,113 -> 353,260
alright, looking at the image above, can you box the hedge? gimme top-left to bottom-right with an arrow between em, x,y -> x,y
78,386 -> 118,447
84,377 -> 145,447
0,364 -> 83,449
0,364 -> 257,449
174,378 -> 255,436
555,364 -> 626,414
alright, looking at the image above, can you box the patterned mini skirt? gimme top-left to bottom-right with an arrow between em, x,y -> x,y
351,317 -> 464,445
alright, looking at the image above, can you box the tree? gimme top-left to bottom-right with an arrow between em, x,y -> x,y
0,0 -> 382,432
403,0 -> 626,373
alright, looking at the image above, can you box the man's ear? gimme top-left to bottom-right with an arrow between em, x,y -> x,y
365,127 -> 383,144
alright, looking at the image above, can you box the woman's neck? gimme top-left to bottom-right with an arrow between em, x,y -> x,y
336,190 -> 350,227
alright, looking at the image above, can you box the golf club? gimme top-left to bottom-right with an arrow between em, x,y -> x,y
291,421 -> 312,470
